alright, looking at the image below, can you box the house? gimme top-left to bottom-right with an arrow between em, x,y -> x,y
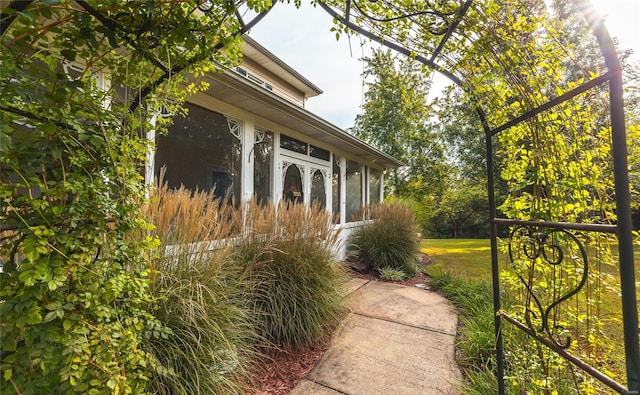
149,36 -> 402,258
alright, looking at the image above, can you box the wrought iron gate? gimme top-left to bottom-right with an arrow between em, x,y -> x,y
319,0 -> 639,393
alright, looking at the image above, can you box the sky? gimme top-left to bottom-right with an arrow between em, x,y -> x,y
248,1 -> 640,130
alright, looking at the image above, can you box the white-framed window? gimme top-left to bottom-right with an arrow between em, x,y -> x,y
154,102 -> 242,204
254,129 -> 274,205
369,167 -> 381,204
345,159 -> 363,222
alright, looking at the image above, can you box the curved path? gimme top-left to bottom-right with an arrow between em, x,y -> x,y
290,278 -> 463,395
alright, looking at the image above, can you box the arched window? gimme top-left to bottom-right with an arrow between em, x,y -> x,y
283,163 -> 303,204
310,169 -> 326,209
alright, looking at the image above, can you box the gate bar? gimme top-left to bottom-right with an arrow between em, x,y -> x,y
492,218 -> 618,233
501,313 -> 629,394
489,71 -> 615,136
577,1 -> 640,390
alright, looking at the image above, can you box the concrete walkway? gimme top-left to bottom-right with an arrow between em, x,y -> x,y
290,279 -> 463,395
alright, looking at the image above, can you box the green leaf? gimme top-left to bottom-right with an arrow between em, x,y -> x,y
17,10 -> 36,22
0,126 -> 12,153
60,49 -> 77,62
26,309 -> 42,325
43,310 -> 58,323
106,379 -> 116,389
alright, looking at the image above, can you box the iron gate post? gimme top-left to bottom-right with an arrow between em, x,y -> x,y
578,1 -> 640,390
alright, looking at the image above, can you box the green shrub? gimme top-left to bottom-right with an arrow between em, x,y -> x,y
387,196 -> 436,236
234,202 -> 347,349
142,185 -> 258,395
349,203 -> 420,275
378,266 -> 408,281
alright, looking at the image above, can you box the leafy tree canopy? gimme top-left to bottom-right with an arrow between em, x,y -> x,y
351,48 -> 450,200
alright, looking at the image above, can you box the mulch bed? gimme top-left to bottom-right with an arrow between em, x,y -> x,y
246,334 -> 334,395
248,253 -> 433,394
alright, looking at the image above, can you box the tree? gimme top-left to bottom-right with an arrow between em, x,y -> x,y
351,48 -> 450,200
0,1 -> 270,392
433,180 -> 488,239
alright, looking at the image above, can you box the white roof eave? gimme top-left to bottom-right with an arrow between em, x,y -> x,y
203,70 -> 403,169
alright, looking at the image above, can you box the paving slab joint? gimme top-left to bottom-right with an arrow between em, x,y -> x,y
344,278 -> 370,296
307,379 -> 349,394
351,311 -> 457,338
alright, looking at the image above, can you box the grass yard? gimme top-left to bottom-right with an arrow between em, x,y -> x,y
422,237 -> 640,390
422,237 -> 639,284
421,238 -> 508,280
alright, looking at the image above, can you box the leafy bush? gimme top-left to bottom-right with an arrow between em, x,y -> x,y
378,266 -> 408,281
142,185 -> 258,394
428,271 -> 496,370
349,203 -> 420,275
234,202 -> 347,349
1,2 -> 262,393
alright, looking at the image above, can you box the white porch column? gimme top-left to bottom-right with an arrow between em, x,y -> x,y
242,120 -> 255,202
273,133 -> 283,202
145,115 -> 157,190
325,159 -> 332,214
339,156 -> 346,224
303,165 -> 310,206
364,166 -> 370,205
379,170 -> 385,202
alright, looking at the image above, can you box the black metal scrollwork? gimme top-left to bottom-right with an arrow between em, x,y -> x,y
508,225 -> 589,349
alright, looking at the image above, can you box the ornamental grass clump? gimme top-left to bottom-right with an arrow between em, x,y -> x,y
349,203 -> 420,275
142,183 -> 258,395
233,201 -> 347,349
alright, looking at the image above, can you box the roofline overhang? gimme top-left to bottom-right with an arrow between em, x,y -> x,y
242,35 -> 324,98
203,70 -> 403,169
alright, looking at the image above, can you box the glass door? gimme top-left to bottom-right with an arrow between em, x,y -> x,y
310,168 -> 327,209
283,162 -> 304,204
281,158 -> 330,208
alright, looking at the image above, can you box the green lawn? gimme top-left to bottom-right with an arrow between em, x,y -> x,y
422,237 -> 640,385
421,238 -> 507,280
422,237 -> 640,282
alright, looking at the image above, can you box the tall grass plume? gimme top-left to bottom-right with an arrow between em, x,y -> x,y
141,182 -> 258,395
233,201 -> 347,349
349,202 -> 421,275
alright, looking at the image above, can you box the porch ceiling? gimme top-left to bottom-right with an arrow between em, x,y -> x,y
203,69 -> 403,169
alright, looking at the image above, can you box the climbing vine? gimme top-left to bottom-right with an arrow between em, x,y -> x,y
0,0 -> 270,393
323,0 -> 633,392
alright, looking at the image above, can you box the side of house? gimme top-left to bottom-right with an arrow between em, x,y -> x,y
149,36 -> 402,258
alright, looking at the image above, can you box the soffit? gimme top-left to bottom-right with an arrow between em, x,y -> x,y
203,70 -> 403,169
